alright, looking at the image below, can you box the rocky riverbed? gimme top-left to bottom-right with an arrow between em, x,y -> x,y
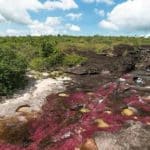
0,44 -> 149,150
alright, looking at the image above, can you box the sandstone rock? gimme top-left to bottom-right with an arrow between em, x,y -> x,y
17,116 -> 28,123
121,108 -> 134,116
95,122 -> 150,150
95,119 -> 109,128
101,70 -> 111,76
16,105 -> 31,114
58,93 -> 69,97
104,110 -> 112,114
42,72 -> 49,77
87,92 -> 94,96
142,96 -> 150,101
79,108 -> 90,113
66,66 -> 100,75
80,138 -> 98,150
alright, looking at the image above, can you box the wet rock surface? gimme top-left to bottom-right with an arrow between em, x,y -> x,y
66,44 -> 150,93
66,65 -> 100,75
63,44 -> 150,150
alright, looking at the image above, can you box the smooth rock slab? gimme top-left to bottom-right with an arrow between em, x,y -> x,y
0,77 -> 71,118
95,122 -> 150,150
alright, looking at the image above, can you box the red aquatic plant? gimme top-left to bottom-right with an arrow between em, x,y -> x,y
0,81 -> 149,150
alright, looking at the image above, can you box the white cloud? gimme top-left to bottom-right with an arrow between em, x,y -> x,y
95,9 -> 105,17
66,24 -> 81,32
144,33 -> 150,38
28,17 -> 80,36
45,17 -> 61,26
28,17 -> 62,36
0,0 -> 43,24
0,0 -> 80,36
44,0 -> 78,10
0,28 -> 29,36
82,0 -> 115,5
100,20 -> 118,30
82,0 -> 94,3
99,0 -> 150,31
6,29 -> 20,36
0,14 -> 5,22
0,0 -> 78,25
66,13 -> 82,20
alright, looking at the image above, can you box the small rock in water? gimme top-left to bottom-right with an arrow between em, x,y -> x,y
128,107 -> 138,114
61,131 -> 72,139
101,70 -> 110,76
118,78 -> 126,82
58,93 -> 69,97
121,108 -> 134,116
104,110 -> 112,114
95,119 -> 109,128
87,92 -> 94,95
142,96 -> 150,101
146,65 -> 150,72
79,108 -> 90,113
133,76 -> 144,85
42,72 -> 49,77
80,138 -> 98,150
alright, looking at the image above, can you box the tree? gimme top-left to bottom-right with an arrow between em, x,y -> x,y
0,48 -> 27,96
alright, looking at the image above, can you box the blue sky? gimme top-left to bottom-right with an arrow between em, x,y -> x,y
0,0 -> 149,36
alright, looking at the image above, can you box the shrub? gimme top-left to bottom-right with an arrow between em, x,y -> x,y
46,52 -> 64,67
29,57 -> 47,71
30,52 -> 64,71
30,41 -> 64,71
40,42 -> 55,57
63,54 -> 87,67
0,48 -> 27,96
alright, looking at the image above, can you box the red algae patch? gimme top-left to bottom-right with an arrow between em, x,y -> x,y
0,81 -> 150,150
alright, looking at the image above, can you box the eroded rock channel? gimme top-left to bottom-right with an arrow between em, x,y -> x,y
0,44 -> 149,150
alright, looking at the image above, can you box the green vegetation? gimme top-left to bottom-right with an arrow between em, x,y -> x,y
0,48 -> 27,95
0,36 -> 149,55
40,41 -> 56,57
29,41 -> 64,71
0,35 -> 150,95
63,54 -> 87,67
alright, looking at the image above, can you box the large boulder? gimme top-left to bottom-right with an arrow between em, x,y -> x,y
136,45 -> 150,70
113,44 -> 140,73
113,44 -> 135,57
94,122 -> 150,150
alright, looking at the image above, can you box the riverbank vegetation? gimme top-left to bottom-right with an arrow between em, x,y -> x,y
0,35 -> 149,95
